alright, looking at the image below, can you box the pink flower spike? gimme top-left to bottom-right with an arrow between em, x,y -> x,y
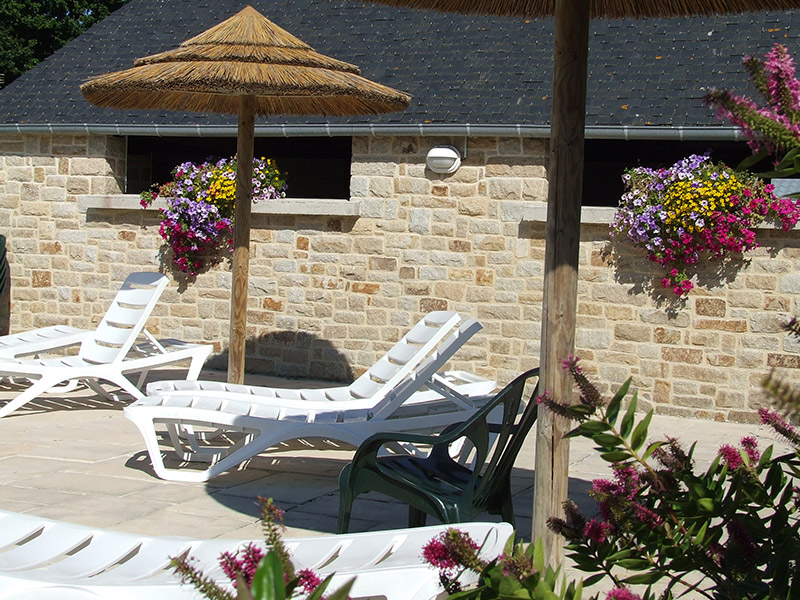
719,444 -> 743,469
607,588 -> 642,600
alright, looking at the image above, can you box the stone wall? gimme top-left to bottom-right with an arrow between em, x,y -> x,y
0,131 -> 798,422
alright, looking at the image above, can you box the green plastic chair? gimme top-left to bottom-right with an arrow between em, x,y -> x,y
338,367 -> 540,533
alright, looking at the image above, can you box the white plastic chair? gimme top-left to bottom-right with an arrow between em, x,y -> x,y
0,272 -> 212,418
124,314 -> 496,482
0,509 -> 512,600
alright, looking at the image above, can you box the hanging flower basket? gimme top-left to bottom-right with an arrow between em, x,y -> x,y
610,154 -> 800,296
141,156 -> 288,276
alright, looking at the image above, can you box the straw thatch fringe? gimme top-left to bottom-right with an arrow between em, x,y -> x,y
135,44 -> 361,74
360,0 -> 800,17
80,4 -> 409,116
82,61 -> 409,115
82,89 -> 406,116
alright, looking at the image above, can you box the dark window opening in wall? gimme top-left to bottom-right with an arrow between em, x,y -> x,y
126,136 -> 352,199
582,140 -> 754,208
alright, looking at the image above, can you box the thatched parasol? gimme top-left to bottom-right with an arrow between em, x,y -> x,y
355,0 -> 800,563
81,5 -> 410,385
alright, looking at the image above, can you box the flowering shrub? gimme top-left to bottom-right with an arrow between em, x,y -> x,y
705,44 -> 800,174
611,154 -> 800,295
141,156 -> 287,276
171,497 -> 352,600
538,355 -> 800,600
421,530 -> 583,599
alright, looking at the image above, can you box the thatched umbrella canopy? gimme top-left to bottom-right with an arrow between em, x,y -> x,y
81,5 -> 410,384
355,0 -> 800,564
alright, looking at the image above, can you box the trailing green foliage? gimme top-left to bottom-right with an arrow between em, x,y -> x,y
422,532 -> 584,600
540,356 -> 800,600
171,497 -> 353,600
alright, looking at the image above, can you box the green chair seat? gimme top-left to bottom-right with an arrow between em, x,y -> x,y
338,367 -> 540,532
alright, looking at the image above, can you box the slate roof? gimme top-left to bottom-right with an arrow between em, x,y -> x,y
0,0 -> 797,136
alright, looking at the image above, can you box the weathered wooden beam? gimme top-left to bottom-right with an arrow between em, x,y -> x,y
532,0 -> 590,566
228,95 -> 256,384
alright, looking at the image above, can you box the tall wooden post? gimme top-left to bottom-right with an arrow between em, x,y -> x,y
228,95 -> 256,384
532,0 -> 590,566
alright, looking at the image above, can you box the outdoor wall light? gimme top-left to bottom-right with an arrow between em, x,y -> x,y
425,145 -> 461,174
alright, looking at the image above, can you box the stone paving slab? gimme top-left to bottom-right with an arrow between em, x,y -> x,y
0,367 -> 791,598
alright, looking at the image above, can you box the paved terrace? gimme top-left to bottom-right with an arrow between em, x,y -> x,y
0,367 -> 789,594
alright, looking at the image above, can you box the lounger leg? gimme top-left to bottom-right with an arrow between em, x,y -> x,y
0,375 -> 69,418
185,351 -> 208,380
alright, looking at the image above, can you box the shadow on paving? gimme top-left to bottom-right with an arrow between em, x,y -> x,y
126,447 -> 596,540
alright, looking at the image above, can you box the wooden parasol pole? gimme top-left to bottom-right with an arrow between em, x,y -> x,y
228,94 -> 256,384
532,0 -> 590,566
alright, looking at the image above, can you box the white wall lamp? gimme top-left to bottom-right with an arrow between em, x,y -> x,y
425,145 -> 462,174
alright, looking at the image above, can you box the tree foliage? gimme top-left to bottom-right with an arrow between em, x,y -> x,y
0,1 -> 128,86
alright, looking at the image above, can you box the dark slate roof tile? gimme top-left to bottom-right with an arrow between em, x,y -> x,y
0,0 -> 799,130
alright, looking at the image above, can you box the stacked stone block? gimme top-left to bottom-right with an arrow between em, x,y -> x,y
1,131 -> 798,422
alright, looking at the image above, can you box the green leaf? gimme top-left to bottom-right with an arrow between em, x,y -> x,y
619,392 -> 638,438
592,433 -> 624,448
736,148 -> 769,170
532,538 -> 545,573
605,549 -> 635,561
696,497 -> 716,512
600,450 -> 632,463
758,167 -> 798,178
630,409 -> 653,452
616,558 -> 652,570
623,571 -> 664,585
694,520 -> 709,545
533,578 -> 561,600
250,552 -> 286,600
605,387 -> 622,426
583,573 -> 605,587
316,577 -> 355,600
642,440 -> 666,460
577,420 -> 612,434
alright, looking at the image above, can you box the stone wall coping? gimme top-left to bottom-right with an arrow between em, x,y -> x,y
522,202 -> 616,224
522,201 -> 800,229
79,195 -> 361,216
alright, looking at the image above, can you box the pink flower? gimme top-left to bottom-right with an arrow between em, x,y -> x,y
740,436 -> 760,463
219,542 -> 266,588
719,444 -> 743,469
584,518 -> 613,543
607,588 -> 642,600
422,538 -> 457,570
296,568 -> 323,594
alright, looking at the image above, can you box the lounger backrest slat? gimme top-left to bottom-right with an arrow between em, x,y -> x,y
369,318 -> 483,421
344,311 -> 461,403
0,510 -> 513,599
92,321 -> 141,347
366,360 -> 404,384
385,343 -> 419,365
0,524 -> 93,570
347,376 -> 384,400
78,537 -> 193,581
79,272 -> 169,365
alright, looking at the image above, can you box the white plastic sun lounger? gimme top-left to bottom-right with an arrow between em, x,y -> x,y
0,272 -> 213,418
0,509 -> 512,600
124,314 -> 497,482
0,325 -> 92,360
